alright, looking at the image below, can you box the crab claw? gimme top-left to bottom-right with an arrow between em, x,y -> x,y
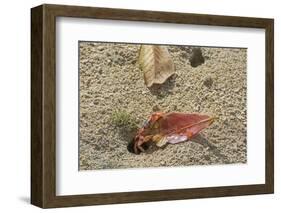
127,134 -> 150,154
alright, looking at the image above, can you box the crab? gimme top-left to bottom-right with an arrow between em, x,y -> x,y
128,112 -> 216,154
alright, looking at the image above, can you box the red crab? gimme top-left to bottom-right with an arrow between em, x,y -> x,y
128,112 -> 216,154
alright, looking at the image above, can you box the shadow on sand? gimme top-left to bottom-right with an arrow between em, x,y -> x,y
191,134 -> 230,163
148,74 -> 177,98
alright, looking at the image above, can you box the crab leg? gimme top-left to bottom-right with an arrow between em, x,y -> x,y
134,135 -> 153,154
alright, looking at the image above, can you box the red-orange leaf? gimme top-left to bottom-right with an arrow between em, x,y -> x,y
131,112 -> 216,154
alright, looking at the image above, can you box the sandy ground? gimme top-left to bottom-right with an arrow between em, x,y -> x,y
79,42 -> 247,170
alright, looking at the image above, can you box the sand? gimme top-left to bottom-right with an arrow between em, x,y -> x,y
79,42 -> 247,170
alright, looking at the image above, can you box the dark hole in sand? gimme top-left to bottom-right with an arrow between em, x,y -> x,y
189,47 -> 205,67
127,139 -> 150,154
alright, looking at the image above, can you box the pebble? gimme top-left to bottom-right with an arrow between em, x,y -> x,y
234,88 -> 240,92
97,46 -> 104,51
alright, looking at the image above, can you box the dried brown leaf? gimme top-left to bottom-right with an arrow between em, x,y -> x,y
138,45 -> 175,87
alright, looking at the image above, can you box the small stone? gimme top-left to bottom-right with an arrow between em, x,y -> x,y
97,46 -> 104,51
107,59 -> 112,66
234,87 -> 240,92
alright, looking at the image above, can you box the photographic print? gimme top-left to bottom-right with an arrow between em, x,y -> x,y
31,5 -> 274,207
79,42 -> 247,170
